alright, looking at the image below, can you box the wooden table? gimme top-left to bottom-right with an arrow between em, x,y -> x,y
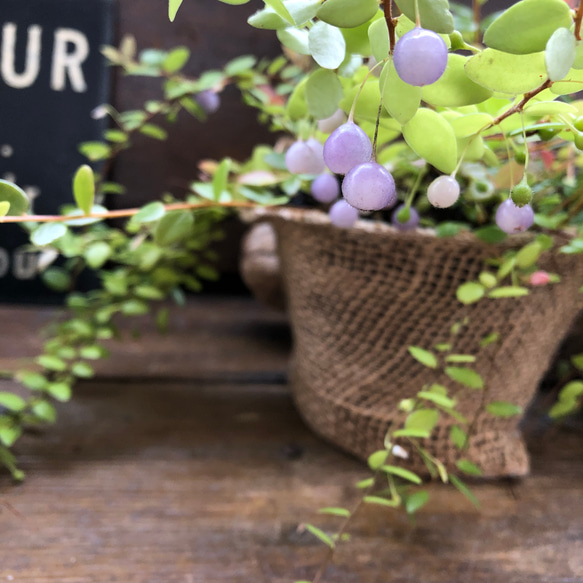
0,299 -> 581,583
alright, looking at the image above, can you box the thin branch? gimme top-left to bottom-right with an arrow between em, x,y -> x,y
0,200 -> 260,224
576,1 -> 583,41
384,0 -> 396,54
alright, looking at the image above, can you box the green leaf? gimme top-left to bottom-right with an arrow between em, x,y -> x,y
394,0 -> 454,34
486,401 -> 522,418
363,495 -> 400,507
316,0 -> 379,29
450,425 -> 467,449
405,490 -> 429,514
308,21 -> 346,69
474,225 -> 507,244
42,267 -> 71,292
140,124 -> 168,141
515,242 -> 542,268
213,158 -> 231,200
104,129 -> 128,144
545,28 -> 576,81
264,0 -> 294,24
392,428 -> 431,438
304,524 -> 334,548
381,60 -> 421,125
450,474 -> 480,508
571,354 -> 583,371
483,0 -> 572,55
368,17 -> 389,63
381,465 -> 423,484
247,6 -> 288,29
558,380 -> 583,402
169,0 -> 184,21
464,49 -> 547,94
37,355 -> 67,372
422,54 -> 492,107
122,300 -> 149,316
456,459 -> 482,476
0,201 -> 10,217
277,28 -> 310,55
79,141 -> 111,161
85,242 -> 112,269
0,392 -> 26,412
286,0 -> 322,26
132,201 -> 166,224
445,354 -> 476,364
478,272 -> 497,289
305,69 -> 343,120
154,211 -> 194,246
79,345 -> 105,360
406,409 -> 439,434
356,478 -> 375,489
0,445 -> 25,481
408,346 -> 438,369
368,449 -> 388,470
449,113 -> 494,138
403,109 -> 457,173
487,286 -> 529,299
456,282 -> 485,305
32,401 -> 57,423
71,362 -> 94,378
417,391 -> 455,409
47,383 -> 72,402
225,55 -> 257,76
31,223 -> 67,247
163,47 -> 190,73
0,180 -> 29,216
0,424 -> 22,447
135,285 -> 165,300
318,507 -> 351,517
18,372 -> 47,390
445,367 -> 484,389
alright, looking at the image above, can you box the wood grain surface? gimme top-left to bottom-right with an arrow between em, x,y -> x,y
0,299 -> 581,583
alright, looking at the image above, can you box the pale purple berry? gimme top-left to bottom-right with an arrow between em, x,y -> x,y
495,199 -> 534,234
391,204 -> 420,231
427,176 -> 460,209
196,90 -> 221,114
342,162 -> 397,211
393,28 -> 448,87
317,109 -> 347,134
323,122 -> 372,175
311,174 -> 340,204
285,139 -> 326,175
329,200 -> 359,228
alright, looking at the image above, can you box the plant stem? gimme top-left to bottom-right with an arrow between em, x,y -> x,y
488,79 -> 552,130
576,1 -> 583,41
473,0 -> 481,44
0,200 -> 260,224
384,0 -> 397,54
372,102 -> 383,159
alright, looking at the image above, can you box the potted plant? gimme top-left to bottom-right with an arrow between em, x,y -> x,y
0,0 -> 583,579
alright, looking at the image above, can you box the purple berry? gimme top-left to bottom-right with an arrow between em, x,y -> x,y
342,162 -> 397,211
285,139 -> 326,175
311,174 -> 340,204
391,204 -> 420,231
323,122 -> 372,175
427,176 -> 460,208
495,199 -> 535,234
317,109 -> 347,134
196,90 -> 221,114
393,28 -> 448,87
329,200 -> 359,228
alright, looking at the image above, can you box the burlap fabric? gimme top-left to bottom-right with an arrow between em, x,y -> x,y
246,208 -> 583,478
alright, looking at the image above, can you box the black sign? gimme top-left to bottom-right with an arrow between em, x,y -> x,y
0,0 -> 114,303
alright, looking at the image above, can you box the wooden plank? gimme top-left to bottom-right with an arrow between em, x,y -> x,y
0,298 -> 290,381
0,378 -> 581,583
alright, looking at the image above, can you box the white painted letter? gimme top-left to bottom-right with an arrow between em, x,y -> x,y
51,28 -> 89,92
1,23 -> 42,89
0,249 -> 9,278
13,250 -> 38,280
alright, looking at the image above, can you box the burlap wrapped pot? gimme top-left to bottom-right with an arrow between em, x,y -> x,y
248,208 -> 583,478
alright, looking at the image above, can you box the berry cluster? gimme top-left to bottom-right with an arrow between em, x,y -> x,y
284,25 -> 536,236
